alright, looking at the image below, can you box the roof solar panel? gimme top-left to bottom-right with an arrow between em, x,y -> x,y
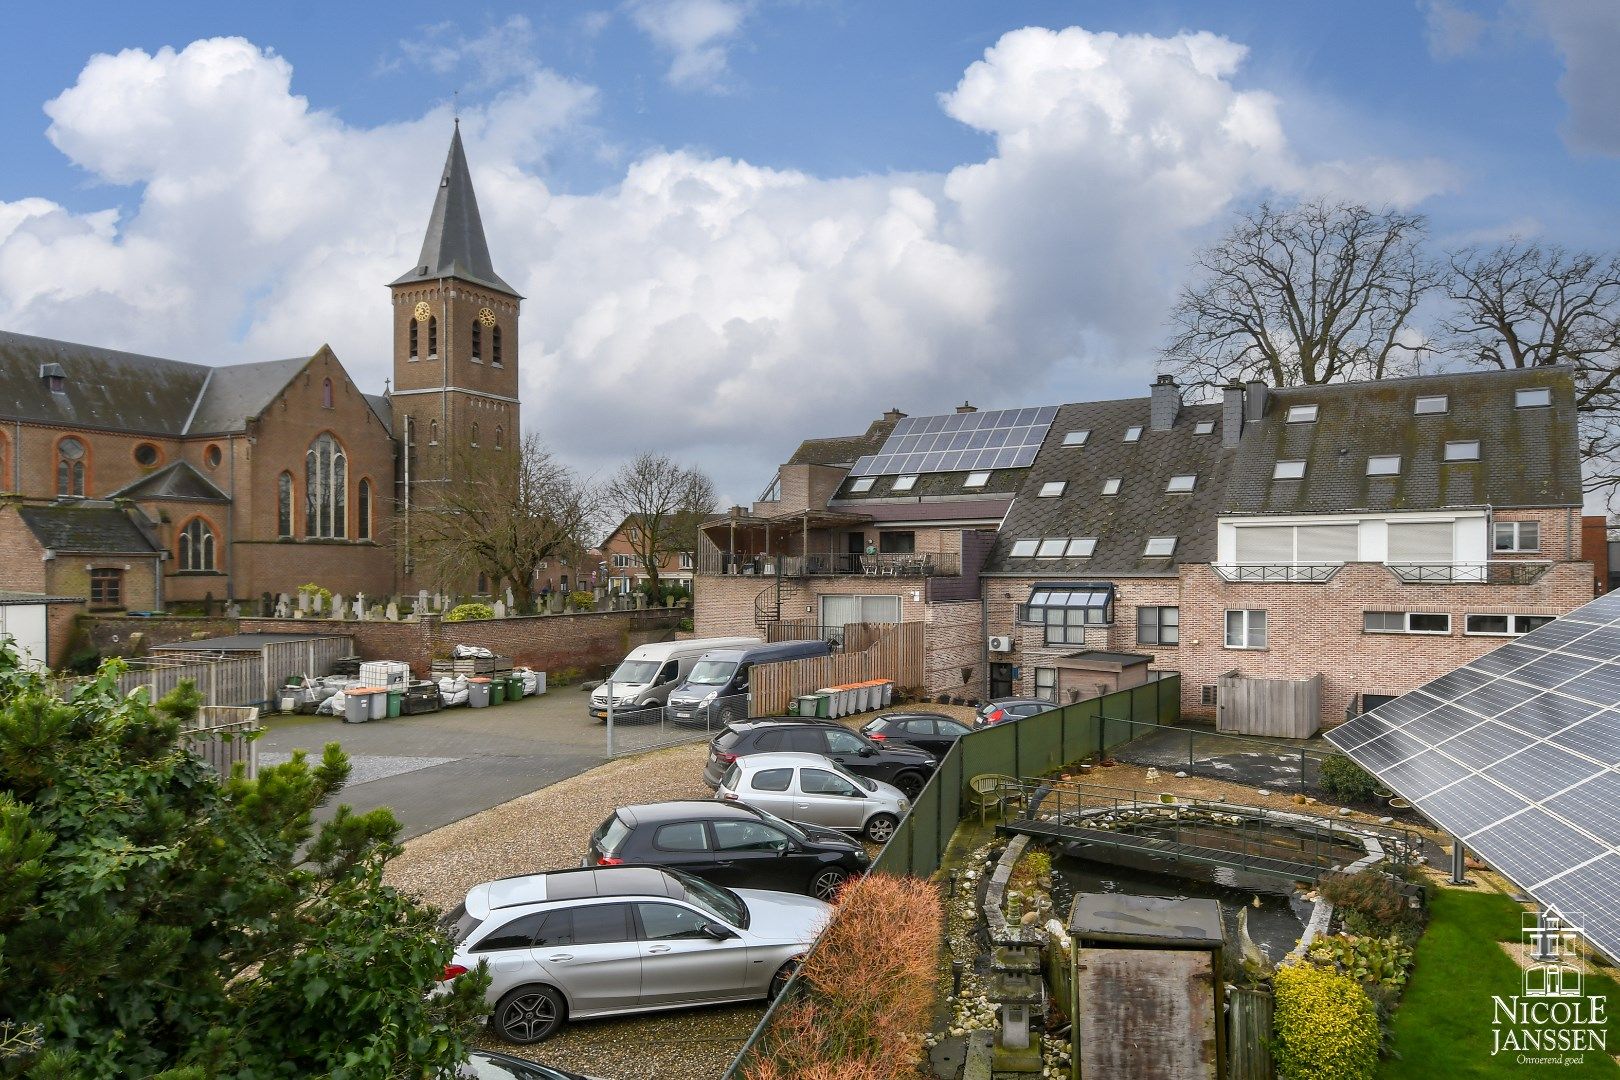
1354,729 -> 1433,771
1480,743 -> 1606,801
1453,679 -> 1545,716
1496,693 -> 1602,738
1418,666 -> 1496,701
1376,749 -> 1473,801
1467,642 -> 1542,676
1501,651 -> 1598,689
1546,712 -> 1620,764
1517,618 -> 1606,650
1432,719 -> 1538,770
1560,626 -> 1620,661
1544,773 -> 1620,845
849,405 -> 1059,476
1467,809 -> 1608,884
1538,856 -> 1620,952
1556,663 -> 1620,705
1415,777 -> 1532,836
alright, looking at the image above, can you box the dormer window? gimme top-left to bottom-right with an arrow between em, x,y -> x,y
1166,474 -> 1196,493
1287,404 -> 1318,423
1038,481 -> 1066,498
1063,430 -> 1090,447
849,477 -> 875,493
1415,395 -> 1448,415
1143,536 -> 1177,557
1367,454 -> 1402,476
1123,425 -> 1143,442
1516,387 -> 1551,408
1273,460 -> 1306,480
1444,440 -> 1480,462
1102,478 -> 1121,496
964,472 -> 990,489
891,475 -> 917,492
39,363 -> 66,394
1010,539 -> 1039,557
1194,420 -> 1215,435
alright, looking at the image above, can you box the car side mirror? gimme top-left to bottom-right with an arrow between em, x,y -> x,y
858,745 -> 875,757
702,922 -> 737,940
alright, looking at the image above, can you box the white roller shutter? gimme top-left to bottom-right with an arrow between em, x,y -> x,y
1388,521 -> 1454,563
1296,524 -> 1359,562
1234,526 -> 1295,563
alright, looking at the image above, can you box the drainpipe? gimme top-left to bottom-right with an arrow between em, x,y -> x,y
981,593 -> 991,701
225,433 -> 236,604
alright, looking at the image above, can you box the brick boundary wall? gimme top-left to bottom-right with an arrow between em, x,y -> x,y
78,616 -> 244,657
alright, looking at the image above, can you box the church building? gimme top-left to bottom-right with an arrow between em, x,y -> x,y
0,125 -> 519,620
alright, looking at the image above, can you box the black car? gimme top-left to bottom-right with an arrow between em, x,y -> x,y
859,712 -> 975,758
977,697 -> 1058,726
586,800 -> 869,901
703,720 -> 937,797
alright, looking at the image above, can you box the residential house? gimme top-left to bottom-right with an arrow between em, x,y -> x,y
600,514 -> 698,595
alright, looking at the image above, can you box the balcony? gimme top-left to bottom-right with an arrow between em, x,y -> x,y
701,549 -> 962,578
1386,562 -> 1552,585
1211,563 -> 1343,583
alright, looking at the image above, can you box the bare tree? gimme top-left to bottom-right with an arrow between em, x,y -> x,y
603,452 -> 717,595
411,435 -> 600,610
1441,241 -> 1620,495
1164,199 -> 1440,390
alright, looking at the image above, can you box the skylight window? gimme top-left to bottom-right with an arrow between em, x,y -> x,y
849,477 -> 875,493
1287,404 -> 1319,423
1367,454 -> 1402,476
1038,481 -> 1066,498
1066,537 -> 1098,558
1102,478 -> 1122,496
1062,430 -> 1090,447
1516,387 -> 1551,408
891,475 -> 918,491
1143,536 -> 1177,557
1415,395 -> 1448,415
1444,440 -> 1480,462
1123,425 -> 1143,442
1166,474 -> 1196,493
1194,420 -> 1216,435
1010,539 -> 1039,558
1037,539 -> 1068,557
1273,460 -> 1306,480
963,471 -> 990,488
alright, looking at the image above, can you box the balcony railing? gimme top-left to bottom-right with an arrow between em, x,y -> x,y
1211,563 -> 1343,583
699,549 -> 961,578
1386,561 -> 1552,585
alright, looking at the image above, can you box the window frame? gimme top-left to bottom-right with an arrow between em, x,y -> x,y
1038,481 -> 1066,498
1516,387 -> 1551,408
963,471 -> 991,488
1415,395 -> 1448,415
356,478 -> 372,541
178,517 -> 217,572
891,474 -> 918,492
849,477 -> 875,493
1123,425 -> 1143,442
1137,605 -> 1180,646
1363,610 -> 1452,635
1273,460 -> 1305,480
1224,609 -> 1268,649
277,472 -> 295,537
1065,537 -> 1097,558
1101,477 -> 1122,496
1165,474 -> 1196,493
1033,667 -> 1057,703
1010,539 -> 1039,558
89,567 -> 123,608
1286,404 -> 1319,423
1193,420 -> 1216,435
1443,440 -> 1480,462
1143,536 -> 1177,558
1366,454 -> 1402,476
1493,520 -> 1541,553
56,436 -> 88,497
304,432 -> 348,539
1062,430 -> 1090,447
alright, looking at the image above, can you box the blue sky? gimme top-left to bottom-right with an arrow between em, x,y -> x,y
2,1 -> 1617,499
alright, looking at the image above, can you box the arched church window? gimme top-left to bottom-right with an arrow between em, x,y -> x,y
305,433 -> 347,539
429,419 -> 439,445
357,479 -> 372,541
494,425 -> 504,450
57,437 -> 86,497
471,423 -> 480,447
278,472 -> 294,537
322,378 -> 334,409
428,316 -> 438,357
179,518 -> 216,571
471,320 -> 482,362
409,317 -> 419,359
492,325 -> 503,367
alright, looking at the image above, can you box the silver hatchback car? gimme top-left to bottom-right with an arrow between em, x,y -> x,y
440,865 -> 828,1043
715,752 -> 910,842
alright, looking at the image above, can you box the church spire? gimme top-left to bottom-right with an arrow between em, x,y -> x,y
391,124 -> 518,297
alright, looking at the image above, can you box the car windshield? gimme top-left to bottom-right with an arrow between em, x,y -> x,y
607,660 -> 660,685
687,660 -> 737,686
670,867 -> 749,928
439,902 -> 481,946
745,806 -> 809,842
459,1053 -> 574,1079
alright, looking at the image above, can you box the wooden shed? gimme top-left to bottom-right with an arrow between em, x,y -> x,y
1216,671 -> 1322,738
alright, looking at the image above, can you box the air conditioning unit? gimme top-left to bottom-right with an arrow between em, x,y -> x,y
988,635 -> 1014,653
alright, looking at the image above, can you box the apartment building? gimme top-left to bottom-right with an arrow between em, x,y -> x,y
694,368 -> 1591,728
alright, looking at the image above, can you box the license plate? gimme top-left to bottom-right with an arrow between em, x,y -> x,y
675,711 -> 693,719
590,709 -> 607,719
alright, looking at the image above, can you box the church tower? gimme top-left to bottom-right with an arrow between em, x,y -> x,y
390,122 -> 521,579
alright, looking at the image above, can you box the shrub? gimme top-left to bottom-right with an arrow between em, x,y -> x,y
549,666 -> 585,687
677,617 -> 694,632
1319,871 -> 1418,940
1320,755 -> 1381,803
444,602 -> 495,622
567,590 -> 596,612
1304,933 -> 1413,991
296,582 -> 332,607
745,874 -> 940,1080
1272,963 -> 1381,1080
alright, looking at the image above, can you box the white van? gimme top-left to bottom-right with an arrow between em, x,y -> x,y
590,636 -> 762,719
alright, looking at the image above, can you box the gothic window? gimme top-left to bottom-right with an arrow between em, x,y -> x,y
57,437 -> 86,496
409,318 -> 419,359
357,479 -> 372,541
179,518 -> 216,571
305,433 -> 347,539
471,423 -> 480,447
428,316 -> 438,357
494,425 -> 504,450
492,325 -> 503,366
429,419 -> 439,445
0,431 -> 8,491
278,472 -> 294,537
322,378 -> 334,409
471,320 -> 482,362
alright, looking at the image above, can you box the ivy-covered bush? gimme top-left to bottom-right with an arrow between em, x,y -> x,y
1272,964 -> 1381,1080
444,602 -> 495,622
1320,755 -> 1381,803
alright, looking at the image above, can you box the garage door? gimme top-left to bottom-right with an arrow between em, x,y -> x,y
0,603 -> 49,670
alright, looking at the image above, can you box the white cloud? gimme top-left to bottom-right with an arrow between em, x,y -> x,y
1419,0 -> 1490,57
389,15 -> 543,90
1530,0 -> 1620,155
626,0 -> 752,90
0,27 -> 1445,503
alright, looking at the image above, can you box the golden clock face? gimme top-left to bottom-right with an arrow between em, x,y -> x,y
413,301 -> 432,322
478,307 -> 497,327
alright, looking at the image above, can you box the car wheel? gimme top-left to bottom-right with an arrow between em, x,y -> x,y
769,959 -> 800,1000
491,985 -> 566,1044
864,813 -> 899,843
716,704 -> 741,728
893,771 -> 925,800
809,867 -> 849,901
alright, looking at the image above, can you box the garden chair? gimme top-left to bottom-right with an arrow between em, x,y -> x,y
969,773 -> 1029,825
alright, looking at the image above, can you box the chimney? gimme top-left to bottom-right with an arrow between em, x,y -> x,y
883,407 -> 907,422
1245,380 -> 1268,423
1150,374 -> 1181,431
955,401 -> 977,414
1222,381 -> 1246,448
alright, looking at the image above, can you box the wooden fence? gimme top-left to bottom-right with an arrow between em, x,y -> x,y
751,622 -> 924,716
1216,670 -> 1322,738
1226,986 -> 1275,1080
101,656 -> 265,708
179,705 -> 261,781
260,637 -> 354,702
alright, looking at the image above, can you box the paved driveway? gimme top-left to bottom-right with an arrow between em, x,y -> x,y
259,686 -> 609,839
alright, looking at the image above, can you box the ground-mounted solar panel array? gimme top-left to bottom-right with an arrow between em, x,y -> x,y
849,406 -> 1059,477
1327,590 -> 1620,963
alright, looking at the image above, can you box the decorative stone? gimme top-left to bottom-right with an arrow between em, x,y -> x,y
1338,807 -> 1354,816
1175,770 -> 1188,778
1379,816 -> 1395,825
1257,788 -> 1271,797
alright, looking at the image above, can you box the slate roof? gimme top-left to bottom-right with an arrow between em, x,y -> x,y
363,393 -> 395,436
106,461 -> 230,503
985,400 -> 1231,578
832,467 -> 1028,502
188,356 -> 311,434
0,330 -> 209,435
1223,366 -> 1582,514
17,504 -> 159,554
786,420 -> 896,467
390,124 -> 518,297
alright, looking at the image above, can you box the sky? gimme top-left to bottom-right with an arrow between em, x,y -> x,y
2,0 -> 1619,504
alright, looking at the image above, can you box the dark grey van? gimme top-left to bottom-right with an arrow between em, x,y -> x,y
665,640 -> 831,726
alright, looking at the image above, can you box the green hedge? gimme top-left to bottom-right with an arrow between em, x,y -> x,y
1273,964 -> 1381,1080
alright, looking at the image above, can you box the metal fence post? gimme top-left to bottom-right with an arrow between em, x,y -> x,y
606,680 -> 615,758
1299,748 -> 1307,794
1015,720 -> 1023,779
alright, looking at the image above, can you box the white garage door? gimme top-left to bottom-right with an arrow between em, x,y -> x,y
0,604 -> 49,670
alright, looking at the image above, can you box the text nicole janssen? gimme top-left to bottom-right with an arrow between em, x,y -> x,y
1492,996 -> 1609,1054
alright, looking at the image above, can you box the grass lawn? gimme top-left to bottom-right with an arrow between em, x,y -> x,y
1380,888 -> 1620,1077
